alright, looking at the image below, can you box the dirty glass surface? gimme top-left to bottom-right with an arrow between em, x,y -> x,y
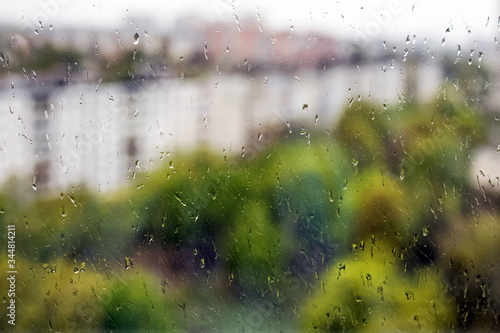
0,0 -> 499,332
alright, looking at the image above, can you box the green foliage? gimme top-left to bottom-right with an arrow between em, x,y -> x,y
252,140 -> 352,251
13,43 -> 83,73
336,98 -> 487,251
222,200 -> 292,291
440,213 -> 500,329
335,101 -> 389,165
442,56 -> 490,103
16,191 -> 136,263
102,270 -> 179,331
300,246 -> 455,331
3,95 -> 492,331
343,164 -> 411,247
0,258 -> 104,332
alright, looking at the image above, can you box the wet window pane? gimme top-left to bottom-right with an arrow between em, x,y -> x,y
0,1 -> 499,331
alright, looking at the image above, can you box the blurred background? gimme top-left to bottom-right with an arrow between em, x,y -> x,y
0,0 -> 499,331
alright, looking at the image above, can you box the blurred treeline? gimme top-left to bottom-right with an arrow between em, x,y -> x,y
0,41 -> 211,83
1,93 -> 499,332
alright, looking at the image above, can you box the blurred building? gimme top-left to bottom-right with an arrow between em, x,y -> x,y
0,20 -> 458,196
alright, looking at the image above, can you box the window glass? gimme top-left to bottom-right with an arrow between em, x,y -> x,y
0,1 -> 499,331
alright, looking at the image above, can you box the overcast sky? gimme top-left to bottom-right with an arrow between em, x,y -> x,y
2,0 -> 499,47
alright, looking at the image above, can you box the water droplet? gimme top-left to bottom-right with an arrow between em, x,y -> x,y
405,35 -> 410,44
95,78 -> 102,92
161,213 -> 167,227
124,257 -> 133,270
233,14 -> 241,31
456,44 -> 462,61
328,190 -> 334,202
441,38 -> 446,46
348,97 -> 354,107
175,193 -> 187,206
133,32 -> 140,45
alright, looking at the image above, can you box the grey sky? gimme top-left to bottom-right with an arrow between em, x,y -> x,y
2,0 -> 498,46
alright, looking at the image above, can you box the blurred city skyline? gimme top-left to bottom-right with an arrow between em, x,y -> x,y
0,0 -> 498,196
